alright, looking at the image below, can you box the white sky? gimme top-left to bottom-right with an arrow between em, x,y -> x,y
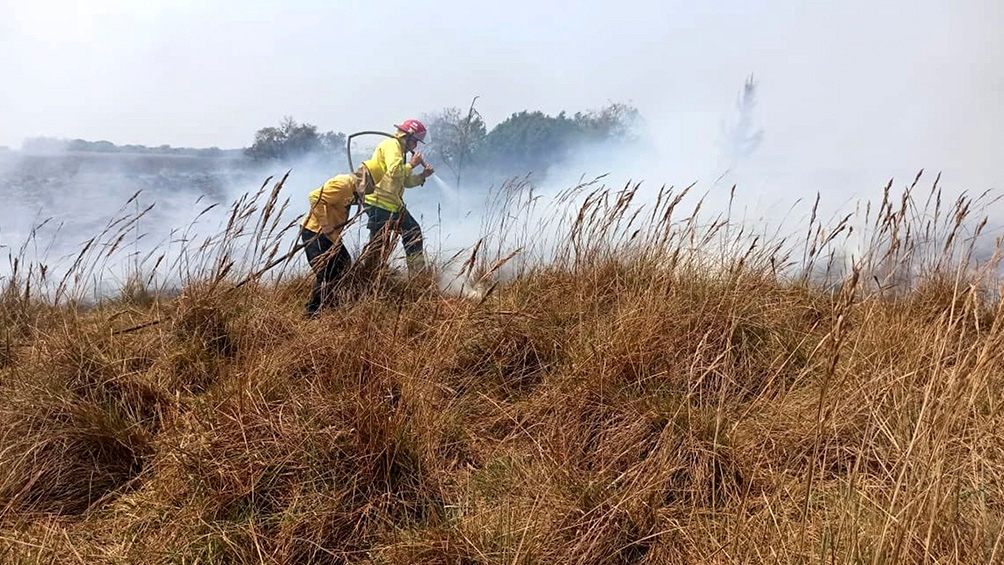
1,0 -> 1002,188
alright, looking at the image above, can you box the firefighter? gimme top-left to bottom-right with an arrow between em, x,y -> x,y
300,171 -> 361,318
357,119 -> 435,277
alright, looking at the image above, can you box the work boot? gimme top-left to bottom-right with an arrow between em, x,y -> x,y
406,253 -> 427,277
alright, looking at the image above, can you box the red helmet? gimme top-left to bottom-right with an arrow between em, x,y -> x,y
395,119 -> 427,143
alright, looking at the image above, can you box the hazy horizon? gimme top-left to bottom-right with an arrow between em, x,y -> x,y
3,0 -> 1003,296
3,1 -> 1001,192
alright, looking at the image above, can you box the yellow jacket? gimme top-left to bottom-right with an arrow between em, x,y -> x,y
362,134 -> 425,212
301,174 -> 358,243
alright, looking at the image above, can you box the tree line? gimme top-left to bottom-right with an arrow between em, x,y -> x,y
243,102 -> 641,184
19,102 -> 642,183
21,137 -> 244,158
421,101 -> 640,186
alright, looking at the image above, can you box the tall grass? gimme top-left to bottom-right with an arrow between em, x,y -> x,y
0,170 -> 1002,564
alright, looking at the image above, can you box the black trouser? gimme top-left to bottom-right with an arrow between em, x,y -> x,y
360,206 -> 424,269
301,227 -> 351,315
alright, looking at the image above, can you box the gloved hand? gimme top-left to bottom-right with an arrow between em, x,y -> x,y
409,152 -> 425,168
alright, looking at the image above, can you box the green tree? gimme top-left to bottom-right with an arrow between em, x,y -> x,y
477,111 -> 578,175
475,102 -> 640,176
571,102 -> 641,143
245,117 -> 345,162
319,131 -> 347,156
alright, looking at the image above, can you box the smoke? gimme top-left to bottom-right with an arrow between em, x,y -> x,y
0,147 -> 350,299
428,173 -> 460,201
3,0 -> 1000,299
721,75 -> 764,167
5,61 -> 1001,305
405,67 -> 1004,296
4,59 -> 1003,300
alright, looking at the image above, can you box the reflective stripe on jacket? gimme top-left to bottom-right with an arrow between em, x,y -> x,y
361,134 -> 425,212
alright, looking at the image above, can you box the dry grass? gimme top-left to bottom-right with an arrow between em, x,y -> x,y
0,172 -> 1002,563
